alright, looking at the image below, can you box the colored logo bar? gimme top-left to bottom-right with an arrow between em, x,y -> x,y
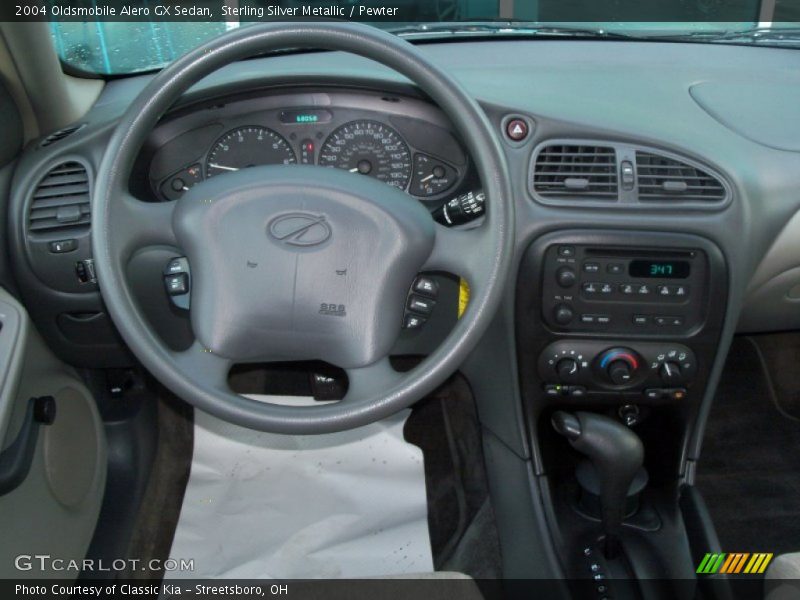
696,553 -> 773,575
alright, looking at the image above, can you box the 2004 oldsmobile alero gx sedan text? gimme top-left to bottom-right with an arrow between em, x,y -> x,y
1,3 -> 800,599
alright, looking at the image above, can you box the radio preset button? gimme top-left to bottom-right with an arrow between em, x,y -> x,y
583,282 -> 599,295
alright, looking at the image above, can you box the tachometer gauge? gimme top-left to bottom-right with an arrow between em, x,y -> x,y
318,120 -> 412,190
206,126 -> 296,178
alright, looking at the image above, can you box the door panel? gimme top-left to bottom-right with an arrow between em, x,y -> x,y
0,287 -> 107,578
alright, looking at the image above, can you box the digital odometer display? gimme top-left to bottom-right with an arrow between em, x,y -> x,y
629,260 -> 690,279
318,120 -> 412,190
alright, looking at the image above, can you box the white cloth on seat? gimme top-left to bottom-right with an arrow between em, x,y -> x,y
166,397 -> 433,579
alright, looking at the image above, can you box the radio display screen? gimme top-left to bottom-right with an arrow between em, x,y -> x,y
629,260 -> 690,279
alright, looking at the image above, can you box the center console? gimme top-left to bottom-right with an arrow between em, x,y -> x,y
515,229 -> 728,596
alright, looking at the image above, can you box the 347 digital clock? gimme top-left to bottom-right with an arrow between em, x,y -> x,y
629,260 -> 691,279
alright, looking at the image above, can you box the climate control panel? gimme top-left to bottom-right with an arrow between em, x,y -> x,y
538,340 -> 697,402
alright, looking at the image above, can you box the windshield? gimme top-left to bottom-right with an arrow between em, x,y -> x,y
48,0 -> 800,75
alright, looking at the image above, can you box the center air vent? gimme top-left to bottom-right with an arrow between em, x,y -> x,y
636,152 -> 727,202
533,144 -> 618,200
28,161 -> 91,233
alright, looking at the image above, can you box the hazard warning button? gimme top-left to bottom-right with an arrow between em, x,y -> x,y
505,118 -> 529,142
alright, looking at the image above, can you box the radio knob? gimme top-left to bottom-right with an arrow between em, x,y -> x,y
556,358 -> 580,382
659,361 -> 683,384
554,304 -> 574,325
556,267 -> 576,288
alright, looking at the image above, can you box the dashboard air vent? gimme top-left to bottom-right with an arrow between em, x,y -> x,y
636,152 -> 726,202
28,162 -> 91,233
533,144 -> 618,200
39,124 -> 85,147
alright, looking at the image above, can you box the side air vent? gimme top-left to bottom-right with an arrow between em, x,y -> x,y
533,144 -> 618,200
636,152 -> 727,202
28,162 -> 91,233
39,124 -> 85,148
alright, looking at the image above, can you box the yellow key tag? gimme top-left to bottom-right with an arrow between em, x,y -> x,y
458,278 -> 470,319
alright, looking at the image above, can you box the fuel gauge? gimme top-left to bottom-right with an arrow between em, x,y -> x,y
160,163 -> 203,201
409,154 -> 457,197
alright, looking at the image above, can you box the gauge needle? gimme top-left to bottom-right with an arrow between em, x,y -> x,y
420,174 -> 435,182
349,167 -> 359,173
209,163 -> 239,172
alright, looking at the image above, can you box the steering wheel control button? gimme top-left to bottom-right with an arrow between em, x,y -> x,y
407,295 -> 436,316
413,276 -> 440,298
49,239 -> 76,253
404,314 -> 427,330
165,273 -> 188,296
163,257 -> 191,309
505,118 -> 529,142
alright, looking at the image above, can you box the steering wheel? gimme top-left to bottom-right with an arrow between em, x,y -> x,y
93,23 -> 513,434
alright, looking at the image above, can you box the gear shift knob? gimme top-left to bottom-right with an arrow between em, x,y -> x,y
552,411 -> 644,558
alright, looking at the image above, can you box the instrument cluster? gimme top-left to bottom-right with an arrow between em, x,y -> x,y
146,91 -> 471,205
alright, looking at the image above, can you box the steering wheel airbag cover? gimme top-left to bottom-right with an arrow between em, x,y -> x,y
174,165 -> 434,367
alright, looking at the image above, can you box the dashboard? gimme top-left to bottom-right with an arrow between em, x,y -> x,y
135,89 -> 474,206
3,36 -> 800,583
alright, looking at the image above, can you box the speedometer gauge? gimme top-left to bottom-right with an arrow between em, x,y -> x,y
206,126 -> 296,178
318,120 -> 412,190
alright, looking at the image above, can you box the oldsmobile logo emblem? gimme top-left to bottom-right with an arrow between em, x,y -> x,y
268,213 -> 331,247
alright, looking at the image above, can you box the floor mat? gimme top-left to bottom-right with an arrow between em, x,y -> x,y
166,398 -> 433,579
696,337 -> 800,555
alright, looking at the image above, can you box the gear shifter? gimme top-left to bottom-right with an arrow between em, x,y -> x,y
552,411 -> 644,558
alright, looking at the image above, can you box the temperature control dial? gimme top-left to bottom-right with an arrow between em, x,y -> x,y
596,347 -> 642,387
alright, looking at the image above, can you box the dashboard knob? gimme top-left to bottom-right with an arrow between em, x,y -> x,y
597,347 -> 641,387
554,304 -> 574,325
659,361 -> 683,384
556,358 -> 580,383
607,360 -> 633,385
556,267 -> 576,288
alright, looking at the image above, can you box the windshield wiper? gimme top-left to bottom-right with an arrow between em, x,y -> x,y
388,22 -> 635,40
